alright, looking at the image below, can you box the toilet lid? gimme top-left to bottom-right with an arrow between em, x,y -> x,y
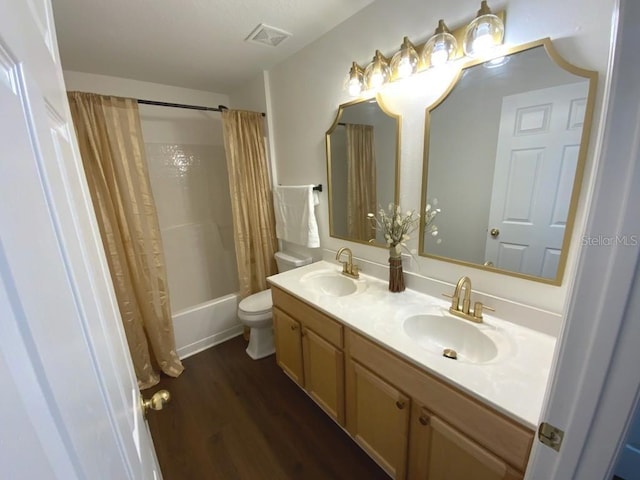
239,289 -> 273,314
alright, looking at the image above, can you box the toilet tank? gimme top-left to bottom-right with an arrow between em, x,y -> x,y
274,251 -> 312,273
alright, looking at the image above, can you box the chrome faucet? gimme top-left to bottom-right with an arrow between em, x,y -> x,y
445,275 -> 494,323
336,247 -> 360,279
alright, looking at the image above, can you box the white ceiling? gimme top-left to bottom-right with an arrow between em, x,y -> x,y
52,0 -> 374,93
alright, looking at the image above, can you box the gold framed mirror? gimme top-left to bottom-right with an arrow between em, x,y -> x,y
419,38 -> 597,284
326,96 -> 401,246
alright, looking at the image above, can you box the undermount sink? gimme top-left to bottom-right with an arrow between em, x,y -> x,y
403,312 -> 506,364
300,270 -> 360,297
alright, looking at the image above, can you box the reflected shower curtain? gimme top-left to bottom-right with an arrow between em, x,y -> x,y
67,92 -> 183,389
346,124 -> 377,241
221,110 -> 278,299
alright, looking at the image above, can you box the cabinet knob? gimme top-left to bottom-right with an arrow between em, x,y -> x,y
419,414 -> 429,426
290,324 -> 298,331
395,400 -> 406,410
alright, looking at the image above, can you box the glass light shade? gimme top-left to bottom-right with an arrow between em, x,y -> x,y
463,1 -> 504,57
364,50 -> 391,90
347,62 -> 364,96
390,37 -> 419,79
422,20 -> 458,67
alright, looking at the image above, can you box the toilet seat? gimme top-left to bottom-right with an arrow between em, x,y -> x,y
238,289 -> 273,322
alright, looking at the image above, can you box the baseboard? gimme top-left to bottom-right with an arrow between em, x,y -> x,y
177,324 -> 244,360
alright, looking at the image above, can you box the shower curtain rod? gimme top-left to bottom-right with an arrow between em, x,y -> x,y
136,98 -> 266,116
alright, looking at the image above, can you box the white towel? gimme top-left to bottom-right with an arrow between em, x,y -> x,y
273,185 -> 320,248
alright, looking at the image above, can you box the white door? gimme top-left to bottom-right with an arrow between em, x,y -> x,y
485,82 -> 588,278
0,1 -> 161,478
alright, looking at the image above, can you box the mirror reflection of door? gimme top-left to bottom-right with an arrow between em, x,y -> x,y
485,82 -> 587,277
420,39 -> 597,284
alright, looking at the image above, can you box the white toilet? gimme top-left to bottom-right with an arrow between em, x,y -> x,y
237,251 -> 312,359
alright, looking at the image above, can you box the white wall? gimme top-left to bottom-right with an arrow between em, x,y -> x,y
266,0 -> 616,315
64,70 -> 230,109
229,72 -> 268,112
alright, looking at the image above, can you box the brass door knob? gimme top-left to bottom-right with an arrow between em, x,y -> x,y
141,389 -> 171,418
490,228 -> 500,238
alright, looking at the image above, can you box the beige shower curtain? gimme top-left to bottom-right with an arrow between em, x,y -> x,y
221,110 -> 278,298
346,123 -> 377,241
67,92 -> 183,390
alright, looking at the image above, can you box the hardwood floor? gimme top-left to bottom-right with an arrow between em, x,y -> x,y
147,335 -> 389,480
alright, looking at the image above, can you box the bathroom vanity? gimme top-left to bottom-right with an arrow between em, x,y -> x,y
267,261 -> 556,480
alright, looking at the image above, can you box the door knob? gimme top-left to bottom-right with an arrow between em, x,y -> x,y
490,228 -> 500,238
141,389 -> 171,418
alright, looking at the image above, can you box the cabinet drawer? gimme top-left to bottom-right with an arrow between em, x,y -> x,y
348,330 -> 534,473
271,287 -> 343,348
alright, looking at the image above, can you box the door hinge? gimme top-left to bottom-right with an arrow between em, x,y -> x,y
538,422 -> 564,452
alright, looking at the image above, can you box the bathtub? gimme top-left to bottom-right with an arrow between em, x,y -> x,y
172,293 -> 243,359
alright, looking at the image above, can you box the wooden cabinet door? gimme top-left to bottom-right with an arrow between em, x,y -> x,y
347,360 -> 410,479
273,307 -> 304,386
409,405 -> 522,480
302,327 -> 345,425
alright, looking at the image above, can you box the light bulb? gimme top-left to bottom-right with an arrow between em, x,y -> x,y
391,37 -> 419,79
348,77 -> 362,96
369,70 -> 385,89
346,61 -> 363,97
471,22 -> 493,53
364,50 -> 390,91
430,44 -> 450,66
421,20 -> 458,68
463,1 -> 504,57
396,57 -> 414,78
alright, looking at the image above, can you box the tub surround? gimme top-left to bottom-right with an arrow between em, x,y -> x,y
267,259 -> 557,429
173,294 -> 243,359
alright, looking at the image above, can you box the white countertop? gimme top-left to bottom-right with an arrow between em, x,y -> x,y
267,260 -> 557,429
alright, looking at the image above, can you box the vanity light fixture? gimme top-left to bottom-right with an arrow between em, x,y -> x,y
347,62 -> 365,96
390,37 -> 420,79
364,50 -> 391,91
422,20 -> 458,68
462,1 -> 505,57
344,2 -> 505,95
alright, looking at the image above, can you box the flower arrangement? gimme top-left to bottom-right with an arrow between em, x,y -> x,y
368,204 -> 419,255
368,201 -> 441,292
368,200 -> 441,255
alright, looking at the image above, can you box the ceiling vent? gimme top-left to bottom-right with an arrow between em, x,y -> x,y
245,23 -> 292,47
